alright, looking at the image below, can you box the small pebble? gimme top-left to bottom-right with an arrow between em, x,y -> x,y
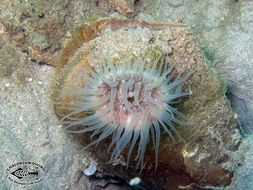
129,177 -> 141,186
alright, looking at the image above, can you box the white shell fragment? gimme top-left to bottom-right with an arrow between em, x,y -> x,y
83,161 -> 97,176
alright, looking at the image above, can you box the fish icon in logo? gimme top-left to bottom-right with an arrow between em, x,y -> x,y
11,168 -> 39,179
7,162 -> 44,185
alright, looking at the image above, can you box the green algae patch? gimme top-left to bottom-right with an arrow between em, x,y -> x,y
0,41 -> 19,78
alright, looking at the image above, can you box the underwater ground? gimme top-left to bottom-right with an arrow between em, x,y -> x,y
0,0 -> 253,189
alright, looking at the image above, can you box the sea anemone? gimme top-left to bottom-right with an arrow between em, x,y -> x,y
58,52 -> 191,170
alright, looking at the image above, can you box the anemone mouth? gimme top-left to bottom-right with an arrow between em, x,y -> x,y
58,53 -> 191,170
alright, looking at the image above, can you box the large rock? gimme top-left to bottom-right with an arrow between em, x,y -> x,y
53,19 -> 242,189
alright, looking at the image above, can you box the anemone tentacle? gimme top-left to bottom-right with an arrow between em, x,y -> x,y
59,53 -> 191,170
